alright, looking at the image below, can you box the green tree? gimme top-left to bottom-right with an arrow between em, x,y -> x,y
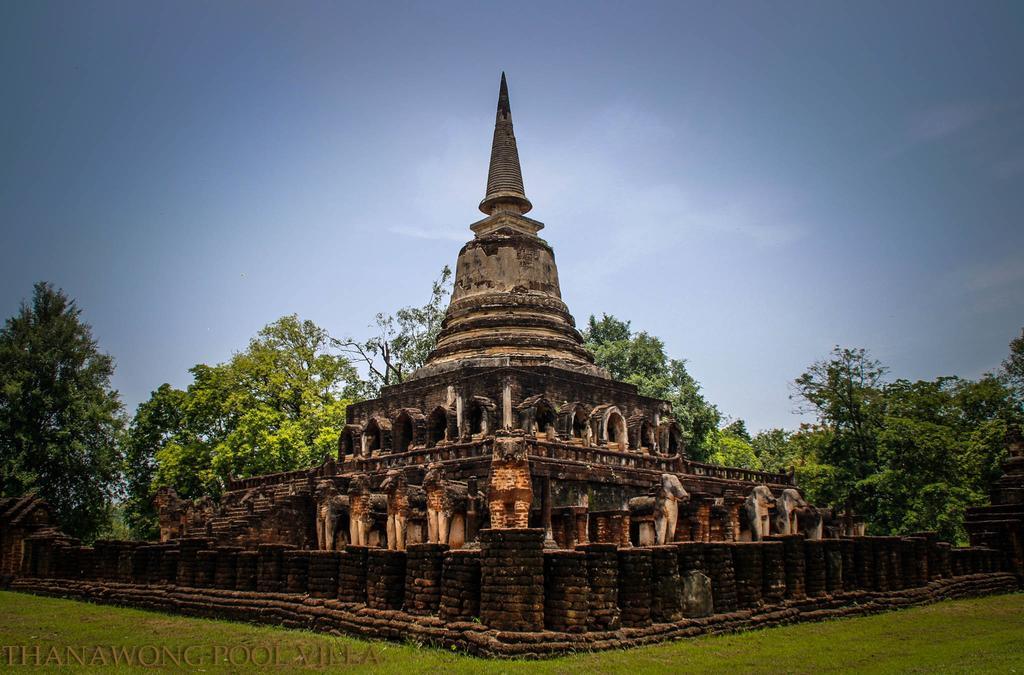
792,346 -> 887,516
791,343 -> 1022,542
1001,327 -> 1024,394
0,282 -> 124,541
124,315 -> 361,530
751,427 -> 794,473
121,384 -> 189,539
705,428 -> 761,469
337,266 -> 452,394
723,419 -> 751,442
583,314 -> 720,457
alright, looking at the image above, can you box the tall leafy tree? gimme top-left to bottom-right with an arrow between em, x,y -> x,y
789,344 -> 1022,542
0,282 -> 124,541
121,384 -> 188,539
791,346 -> 888,514
123,315 -> 362,535
583,314 -> 720,457
705,427 -> 761,469
751,427 -> 795,473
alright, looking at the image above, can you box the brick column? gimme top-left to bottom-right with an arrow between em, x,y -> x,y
256,544 -> 293,593
885,537 -> 903,591
868,537 -> 889,590
92,541 -> 115,580
77,547 -> 96,580
694,497 -> 712,542
761,540 -> 786,603
284,550 -> 310,594
132,545 -> 154,583
936,542 -> 952,578
617,548 -> 652,627
544,550 -> 589,632
911,531 -> 940,581
838,539 -> 856,590
731,542 -> 764,608
705,543 -> 738,613
804,540 -> 826,597
767,534 -> 806,599
194,550 -> 216,588
162,549 -> 179,585
904,537 -> 928,587
213,547 -> 242,590
177,538 -> 212,588
851,536 -> 874,590
823,539 -> 843,594
366,549 -> 406,610
439,549 -> 481,622
307,551 -> 340,599
650,545 -> 683,622
338,545 -> 368,603
404,543 -> 447,614
479,529 -> 545,631
577,543 -> 619,630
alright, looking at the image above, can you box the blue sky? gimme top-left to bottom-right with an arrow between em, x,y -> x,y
2,1 -> 1022,432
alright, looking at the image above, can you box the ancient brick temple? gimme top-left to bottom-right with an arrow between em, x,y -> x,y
2,75 -> 1021,658
154,72 -> 801,555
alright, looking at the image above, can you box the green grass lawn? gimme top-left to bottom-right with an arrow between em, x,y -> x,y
0,591 -> 1021,673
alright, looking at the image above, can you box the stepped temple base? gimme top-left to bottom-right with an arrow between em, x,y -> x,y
8,573 -> 1018,659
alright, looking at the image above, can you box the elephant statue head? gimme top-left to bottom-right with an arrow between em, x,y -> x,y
660,473 -> 690,504
380,468 -> 407,495
744,485 -> 776,541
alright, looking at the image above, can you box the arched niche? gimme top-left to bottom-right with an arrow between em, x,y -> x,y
393,411 -> 415,453
518,395 -> 557,438
427,407 -> 450,447
658,419 -> 684,457
338,424 -> 362,459
362,417 -> 391,456
464,396 -> 494,438
591,404 -> 628,451
558,402 -> 591,442
628,416 -> 656,453
535,399 -> 557,437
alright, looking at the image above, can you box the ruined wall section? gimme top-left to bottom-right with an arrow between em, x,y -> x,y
11,532 -> 1019,658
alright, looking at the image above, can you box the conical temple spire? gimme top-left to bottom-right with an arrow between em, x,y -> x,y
479,72 -> 533,215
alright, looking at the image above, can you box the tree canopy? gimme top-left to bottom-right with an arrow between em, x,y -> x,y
123,315 -> 362,537
582,314 -> 720,457
777,344 -> 1023,542
0,282 -> 124,541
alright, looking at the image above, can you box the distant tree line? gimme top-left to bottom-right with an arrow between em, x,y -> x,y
2,278 -> 1021,544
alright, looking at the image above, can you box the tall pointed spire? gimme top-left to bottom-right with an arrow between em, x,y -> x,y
479,72 -> 533,216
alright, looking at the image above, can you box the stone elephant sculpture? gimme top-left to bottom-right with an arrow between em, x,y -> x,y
422,462 -> 470,546
380,468 -> 419,551
796,504 -> 824,540
655,473 -> 690,544
771,488 -> 803,535
743,485 -> 776,541
347,473 -> 373,547
314,480 -> 349,551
